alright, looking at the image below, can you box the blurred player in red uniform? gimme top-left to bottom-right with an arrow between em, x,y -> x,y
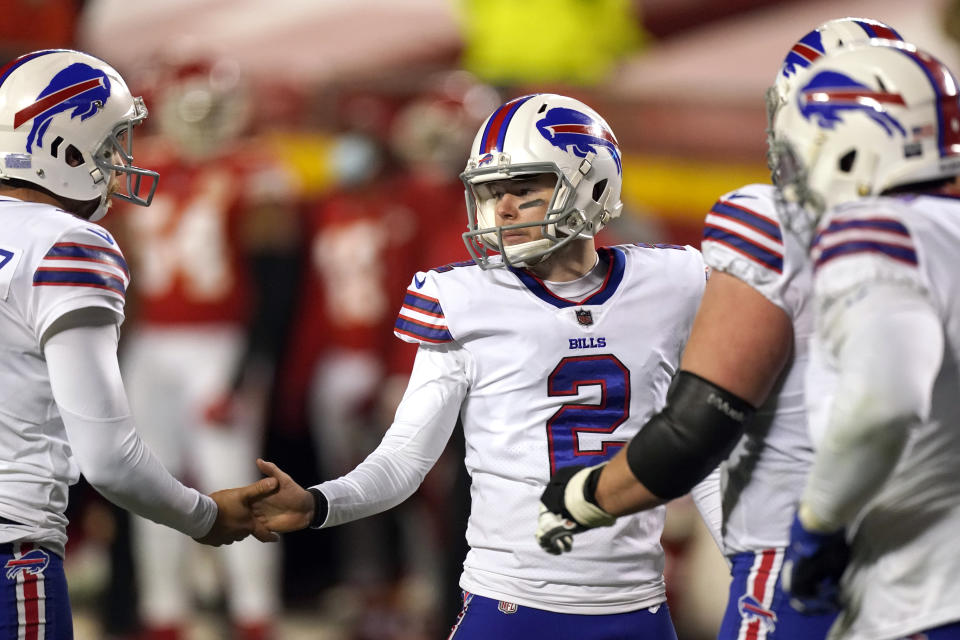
110,57 -> 299,640
278,124 -> 425,632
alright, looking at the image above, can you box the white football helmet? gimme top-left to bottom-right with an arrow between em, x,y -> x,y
770,40 -> 960,228
766,18 -> 903,167
461,93 -> 623,269
0,49 -> 158,221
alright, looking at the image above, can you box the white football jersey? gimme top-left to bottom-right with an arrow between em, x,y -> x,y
701,183 -> 815,554
393,244 -> 706,613
0,196 -> 128,555
807,194 -> 960,640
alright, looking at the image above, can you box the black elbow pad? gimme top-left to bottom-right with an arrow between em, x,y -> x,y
626,371 -> 755,500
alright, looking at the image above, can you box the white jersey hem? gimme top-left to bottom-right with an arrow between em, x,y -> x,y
459,572 -> 667,615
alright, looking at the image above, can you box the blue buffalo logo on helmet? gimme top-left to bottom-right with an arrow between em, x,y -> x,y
798,70 -> 906,137
536,107 -> 622,174
781,30 -> 825,79
4,548 -> 50,580
478,152 -> 495,167
14,62 -> 112,153
737,594 -> 777,631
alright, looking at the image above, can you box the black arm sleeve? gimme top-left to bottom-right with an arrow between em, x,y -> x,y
626,371 -> 755,500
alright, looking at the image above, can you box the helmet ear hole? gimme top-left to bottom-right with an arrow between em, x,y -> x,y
591,178 -> 607,202
838,150 -> 857,173
592,179 -> 608,202
65,145 -> 85,168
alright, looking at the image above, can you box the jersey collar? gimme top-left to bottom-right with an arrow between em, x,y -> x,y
509,246 -> 625,309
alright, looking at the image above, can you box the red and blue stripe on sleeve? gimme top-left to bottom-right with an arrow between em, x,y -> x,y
33,242 -> 129,297
812,217 -> 917,270
703,199 -> 784,274
395,290 -> 453,344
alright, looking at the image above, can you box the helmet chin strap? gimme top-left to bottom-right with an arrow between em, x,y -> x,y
86,195 -> 110,221
502,238 -> 555,266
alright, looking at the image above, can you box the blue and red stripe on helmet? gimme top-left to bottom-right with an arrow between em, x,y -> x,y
895,47 -> 960,159
853,20 -> 903,41
0,50 -> 59,89
479,95 -> 536,155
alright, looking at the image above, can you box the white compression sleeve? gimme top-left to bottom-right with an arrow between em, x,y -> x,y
316,342 -> 471,527
691,466 -> 724,553
44,321 -> 217,538
802,283 -> 942,532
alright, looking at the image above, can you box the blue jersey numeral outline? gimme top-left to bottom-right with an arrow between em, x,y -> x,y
546,354 -> 631,475
0,249 -> 13,271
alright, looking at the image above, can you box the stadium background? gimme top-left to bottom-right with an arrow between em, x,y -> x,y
2,0 -> 958,638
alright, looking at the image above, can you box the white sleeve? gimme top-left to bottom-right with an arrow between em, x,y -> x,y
801,282 -> 942,531
316,341 -> 471,527
690,466 -> 724,554
701,184 -> 794,314
44,322 -> 217,538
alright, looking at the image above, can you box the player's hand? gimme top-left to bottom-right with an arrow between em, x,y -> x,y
781,512 -> 850,614
195,476 -> 280,546
536,464 -> 615,555
536,503 -> 583,555
250,458 -> 315,533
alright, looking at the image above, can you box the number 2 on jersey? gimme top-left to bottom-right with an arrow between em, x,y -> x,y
546,354 -> 630,475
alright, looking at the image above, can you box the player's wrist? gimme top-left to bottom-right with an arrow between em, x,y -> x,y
565,465 -> 616,528
307,487 -> 327,529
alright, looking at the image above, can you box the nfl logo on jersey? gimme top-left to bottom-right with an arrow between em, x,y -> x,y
575,308 -> 593,326
497,600 -> 518,614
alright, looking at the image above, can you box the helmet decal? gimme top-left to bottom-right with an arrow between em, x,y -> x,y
0,49 -> 158,218
782,31 -> 825,79
15,62 -> 111,153
780,20 -> 904,82
479,95 -> 535,154
536,106 -> 622,174
798,70 -> 906,136
0,50 -> 58,88
896,47 -> 960,157
852,20 -> 902,40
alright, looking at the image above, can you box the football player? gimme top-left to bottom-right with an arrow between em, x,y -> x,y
251,93 -> 707,639
534,17 -> 902,640
771,39 -> 960,639
0,49 -> 276,637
